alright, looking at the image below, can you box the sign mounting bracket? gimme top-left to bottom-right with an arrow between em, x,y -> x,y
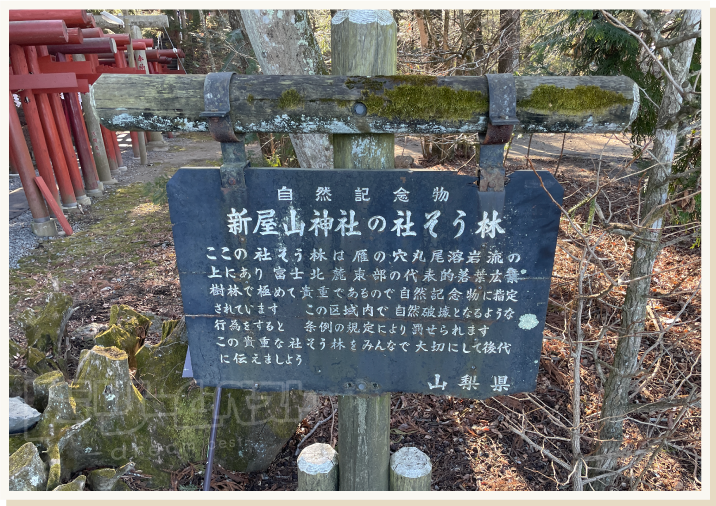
201,72 -> 249,191
479,73 -> 520,193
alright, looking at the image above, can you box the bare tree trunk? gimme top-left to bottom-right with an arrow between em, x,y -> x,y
442,10 -> 450,52
198,10 -> 216,72
498,10 -> 520,73
415,10 -> 434,158
415,10 -> 429,51
423,11 -> 437,49
589,9 -> 701,490
473,11 -> 485,75
240,9 -> 333,169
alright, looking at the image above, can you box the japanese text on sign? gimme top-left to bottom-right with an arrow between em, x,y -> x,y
167,168 -> 563,398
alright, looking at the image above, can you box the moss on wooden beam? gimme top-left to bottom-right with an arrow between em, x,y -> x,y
364,85 -> 488,120
517,84 -> 631,115
277,89 -> 304,109
94,74 -> 638,134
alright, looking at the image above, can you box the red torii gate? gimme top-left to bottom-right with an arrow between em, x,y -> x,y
9,10 -> 185,236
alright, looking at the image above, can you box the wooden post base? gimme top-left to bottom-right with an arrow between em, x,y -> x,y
389,447 -> 432,490
337,393 -> 391,490
297,443 -> 339,491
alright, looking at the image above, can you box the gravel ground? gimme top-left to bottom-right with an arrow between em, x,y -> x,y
10,174 -> 37,269
9,210 -> 41,270
9,174 -> 23,192
7,138 -> 177,270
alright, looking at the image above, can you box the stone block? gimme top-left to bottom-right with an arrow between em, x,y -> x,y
9,397 -> 42,434
9,442 -> 47,491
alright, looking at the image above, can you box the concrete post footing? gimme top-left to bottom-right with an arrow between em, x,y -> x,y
76,195 -> 92,206
31,218 -> 59,237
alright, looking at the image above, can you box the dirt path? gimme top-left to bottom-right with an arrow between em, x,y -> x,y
114,132 -> 223,185
114,131 -> 632,185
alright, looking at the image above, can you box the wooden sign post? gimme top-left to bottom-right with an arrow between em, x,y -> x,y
331,10 -> 395,491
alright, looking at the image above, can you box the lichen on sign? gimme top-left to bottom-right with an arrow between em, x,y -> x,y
519,314 -> 539,330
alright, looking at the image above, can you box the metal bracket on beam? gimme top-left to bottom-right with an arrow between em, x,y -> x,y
479,73 -> 520,192
201,72 -> 249,189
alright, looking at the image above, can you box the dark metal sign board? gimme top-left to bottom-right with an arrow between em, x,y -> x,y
167,168 -> 563,399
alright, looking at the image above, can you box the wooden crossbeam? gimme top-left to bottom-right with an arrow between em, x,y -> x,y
9,73 -> 88,94
94,65 -> 146,75
37,56 -> 94,74
94,74 -> 639,135
93,14 -> 168,29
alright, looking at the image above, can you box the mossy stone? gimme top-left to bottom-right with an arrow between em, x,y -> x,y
10,366 -> 36,402
11,318 -> 317,490
52,474 -> 86,491
136,318 -> 318,474
9,442 -> 47,491
26,346 -> 58,375
94,325 -> 140,369
109,304 -> 151,339
17,292 -> 73,354
71,346 -> 144,431
87,462 -> 134,491
41,382 -> 76,426
9,339 -> 26,361
33,370 -> 65,412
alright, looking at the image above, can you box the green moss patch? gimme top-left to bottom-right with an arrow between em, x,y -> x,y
9,441 -> 47,490
33,370 -> 64,412
94,325 -> 140,369
365,84 -> 488,120
26,347 -> 58,375
17,292 -> 73,354
278,89 -> 304,109
517,85 -> 630,114
109,305 -> 151,338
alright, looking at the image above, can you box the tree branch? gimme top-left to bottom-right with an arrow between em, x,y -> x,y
634,10 -> 672,61
655,30 -> 701,48
600,10 -> 689,99
621,394 -> 700,416
505,425 -> 572,471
